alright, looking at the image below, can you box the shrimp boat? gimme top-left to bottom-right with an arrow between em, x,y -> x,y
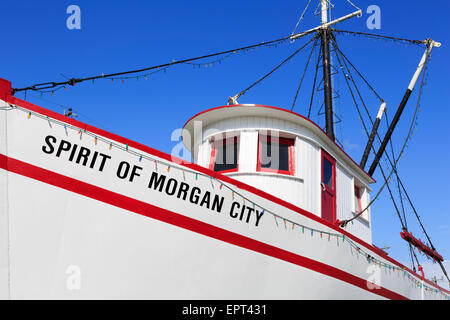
0,1 -> 448,299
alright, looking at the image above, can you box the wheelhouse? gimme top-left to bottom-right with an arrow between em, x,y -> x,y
182,104 -> 375,243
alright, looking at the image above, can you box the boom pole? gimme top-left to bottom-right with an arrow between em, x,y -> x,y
368,39 -> 441,176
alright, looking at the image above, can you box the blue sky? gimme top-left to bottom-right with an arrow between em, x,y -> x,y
1,0 -> 449,286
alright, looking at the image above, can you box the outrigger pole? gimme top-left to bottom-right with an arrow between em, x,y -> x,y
368,39 -> 441,176
360,101 -> 386,169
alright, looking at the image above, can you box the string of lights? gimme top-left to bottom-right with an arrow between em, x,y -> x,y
1,102 -> 448,299
332,28 -> 426,47
12,35 -> 296,95
15,27 -> 426,97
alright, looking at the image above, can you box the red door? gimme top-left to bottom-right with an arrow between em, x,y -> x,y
321,150 -> 336,223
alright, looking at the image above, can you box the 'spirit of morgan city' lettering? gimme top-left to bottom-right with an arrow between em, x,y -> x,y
42,135 -> 265,227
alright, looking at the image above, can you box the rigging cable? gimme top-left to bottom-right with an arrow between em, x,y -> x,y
291,0 -> 312,36
385,109 -> 408,229
335,42 -> 407,229
307,40 -> 322,118
332,28 -> 425,47
331,40 -> 383,103
331,34 -> 421,230
331,36 -> 422,232
331,38 -> 406,231
334,40 -> 420,273
393,55 -> 450,283
230,34 -> 318,102
291,36 -> 319,111
27,92 -> 112,132
346,0 -> 361,12
333,38 -> 449,282
11,33 -> 306,95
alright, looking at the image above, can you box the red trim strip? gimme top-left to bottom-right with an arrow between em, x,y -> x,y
0,153 -> 408,299
3,94 -> 447,294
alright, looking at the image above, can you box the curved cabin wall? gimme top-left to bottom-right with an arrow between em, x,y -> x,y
192,114 -> 373,244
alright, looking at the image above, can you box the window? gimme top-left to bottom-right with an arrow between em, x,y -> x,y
322,157 -> 334,189
210,136 -> 239,173
354,185 -> 362,213
257,135 -> 295,175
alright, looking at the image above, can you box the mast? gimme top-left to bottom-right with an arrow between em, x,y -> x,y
320,0 -> 335,141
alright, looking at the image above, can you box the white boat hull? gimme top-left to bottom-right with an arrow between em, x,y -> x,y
0,93 -> 448,300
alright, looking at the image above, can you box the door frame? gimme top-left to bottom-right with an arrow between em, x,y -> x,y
321,149 -> 336,223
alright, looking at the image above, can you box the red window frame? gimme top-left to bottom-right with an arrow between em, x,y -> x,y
209,136 -> 239,173
257,135 -> 295,176
354,185 -> 363,214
